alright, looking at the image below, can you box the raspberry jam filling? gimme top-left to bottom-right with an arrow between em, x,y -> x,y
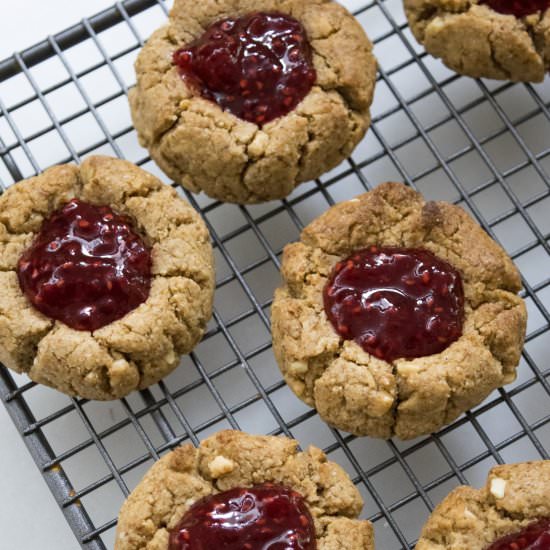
168,483 -> 316,550
173,12 -> 317,126
486,518 -> 550,550
323,246 -> 465,362
481,0 -> 550,17
17,199 -> 151,332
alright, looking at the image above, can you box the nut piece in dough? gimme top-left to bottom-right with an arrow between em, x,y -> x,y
416,460 -> 550,549
271,182 -> 527,439
129,0 -> 377,204
114,430 -> 375,550
0,156 -> 215,400
404,0 -> 550,82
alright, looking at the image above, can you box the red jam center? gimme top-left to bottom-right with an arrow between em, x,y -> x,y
481,0 -> 550,17
173,12 -> 317,126
17,199 -> 151,332
168,484 -> 316,550
486,518 -> 550,550
323,247 -> 465,362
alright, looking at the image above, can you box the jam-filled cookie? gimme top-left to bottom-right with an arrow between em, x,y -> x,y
404,0 -> 550,82
0,156 -> 214,400
417,461 -> 550,549
114,430 -> 374,550
271,182 -> 527,440
129,0 -> 376,204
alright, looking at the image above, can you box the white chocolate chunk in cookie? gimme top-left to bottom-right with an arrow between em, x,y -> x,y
208,455 -> 236,477
397,363 -> 423,376
370,392 -> 394,417
490,477 -> 507,499
426,16 -> 445,33
288,360 -> 309,376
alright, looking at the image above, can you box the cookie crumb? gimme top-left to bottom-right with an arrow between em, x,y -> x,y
209,455 -> 236,477
490,477 -> 507,499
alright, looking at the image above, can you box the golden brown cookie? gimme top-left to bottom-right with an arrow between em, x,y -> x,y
114,430 -> 374,550
129,0 -> 377,204
271,182 -> 527,440
404,0 -> 550,82
416,461 -> 550,549
0,156 -> 214,400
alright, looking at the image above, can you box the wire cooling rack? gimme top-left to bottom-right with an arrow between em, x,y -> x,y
0,0 -> 549,548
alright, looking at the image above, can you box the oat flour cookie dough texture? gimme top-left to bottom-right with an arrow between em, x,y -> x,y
404,0 -> 550,82
272,182 -> 527,440
129,0 -> 377,204
0,156 -> 214,400
115,430 -> 374,550
416,461 -> 550,549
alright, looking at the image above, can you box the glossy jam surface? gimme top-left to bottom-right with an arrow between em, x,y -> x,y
173,12 -> 317,126
481,0 -> 550,17
323,246 -> 465,362
17,199 -> 151,332
168,484 -> 316,550
486,518 -> 550,550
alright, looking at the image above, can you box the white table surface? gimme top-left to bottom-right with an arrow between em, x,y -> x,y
0,3 -> 115,548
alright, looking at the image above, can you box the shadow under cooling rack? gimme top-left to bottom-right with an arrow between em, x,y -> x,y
0,0 -> 549,548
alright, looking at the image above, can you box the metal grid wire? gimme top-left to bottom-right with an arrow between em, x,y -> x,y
0,0 -> 549,548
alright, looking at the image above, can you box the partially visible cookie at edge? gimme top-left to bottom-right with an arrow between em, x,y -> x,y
404,0 -> 550,82
129,0 -> 377,204
271,182 -> 527,440
416,460 -> 550,549
115,430 -> 374,550
0,156 -> 215,400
